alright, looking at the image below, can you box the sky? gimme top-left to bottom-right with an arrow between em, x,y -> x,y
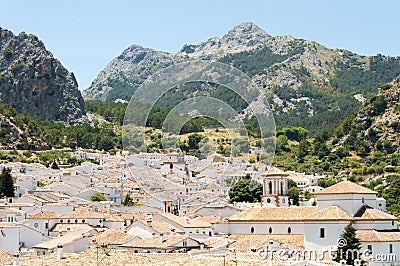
2,0 -> 400,90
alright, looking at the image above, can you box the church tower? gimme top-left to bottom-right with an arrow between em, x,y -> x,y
261,172 -> 290,207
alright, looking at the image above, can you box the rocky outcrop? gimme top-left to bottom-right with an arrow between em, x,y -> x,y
178,22 -> 271,59
0,28 -> 86,123
82,45 -> 181,101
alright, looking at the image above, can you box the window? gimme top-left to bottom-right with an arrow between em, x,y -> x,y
75,220 -> 78,223
362,197 -> 365,203
269,227 -> 272,234
389,244 -> 393,253
288,227 -> 292,234
267,198 -> 271,203
367,245 -> 372,252
250,227 -> 254,234
320,228 -> 325,238
392,221 -> 395,226
45,223 -> 48,229
282,198 -> 285,203
60,220 -> 63,223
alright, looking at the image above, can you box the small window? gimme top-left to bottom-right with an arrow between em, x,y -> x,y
269,227 -> 272,234
362,197 -> 365,203
75,220 -> 78,223
282,198 -> 285,203
250,227 -> 254,234
320,228 -> 325,238
392,221 -> 395,226
60,220 -> 63,223
67,220 -> 70,223
267,198 -> 271,203
45,223 -> 48,229
367,245 -> 372,252
82,220 -> 85,223
288,227 -> 292,234
389,244 -> 393,253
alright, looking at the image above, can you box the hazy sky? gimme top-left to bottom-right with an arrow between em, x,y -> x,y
2,0 -> 399,90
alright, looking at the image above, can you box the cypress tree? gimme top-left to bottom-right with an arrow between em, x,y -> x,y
0,167 -> 15,197
335,223 -> 363,265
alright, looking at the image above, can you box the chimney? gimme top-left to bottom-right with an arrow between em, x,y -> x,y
57,244 -> 64,260
12,252 -> 20,266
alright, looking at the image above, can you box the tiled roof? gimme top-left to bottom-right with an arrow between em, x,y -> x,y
58,209 -> 107,219
28,211 -> 58,219
0,247 -> 11,265
354,206 -> 398,221
33,228 -> 94,249
228,207 -> 317,222
356,230 -> 400,242
121,235 -> 190,249
19,248 -> 190,266
228,234 -> 304,252
158,213 -> 212,228
52,223 -> 92,233
138,219 -> 184,234
304,206 -> 353,221
316,180 -> 377,195
91,228 -> 135,245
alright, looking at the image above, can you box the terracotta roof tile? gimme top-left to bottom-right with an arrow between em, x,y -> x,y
228,207 -> 317,222
92,229 -> 135,245
304,206 -> 353,221
316,180 -> 377,195
356,230 -> 400,242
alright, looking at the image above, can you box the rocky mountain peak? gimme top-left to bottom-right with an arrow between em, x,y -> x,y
223,22 -> 271,42
177,22 -> 271,59
0,27 -> 86,124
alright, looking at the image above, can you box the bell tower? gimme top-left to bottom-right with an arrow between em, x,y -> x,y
261,172 -> 290,207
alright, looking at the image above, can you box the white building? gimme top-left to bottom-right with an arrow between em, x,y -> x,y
213,179 -> 400,265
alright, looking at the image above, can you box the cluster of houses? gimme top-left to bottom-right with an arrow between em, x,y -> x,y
0,150 -> 396,265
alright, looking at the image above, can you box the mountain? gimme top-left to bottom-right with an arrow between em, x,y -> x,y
339,76 -> 400,155
0,27 -> 86,124
83,22 -> 400,132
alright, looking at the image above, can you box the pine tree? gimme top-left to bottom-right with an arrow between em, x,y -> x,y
0,167 -> 15,197
335,223 -> 363,265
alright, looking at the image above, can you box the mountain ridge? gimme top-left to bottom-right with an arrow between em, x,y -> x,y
82,22 -> 400,132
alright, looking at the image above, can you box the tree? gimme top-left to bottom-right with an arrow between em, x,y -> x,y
288,179 -> 298,189
90,192 -> 106,202
0,167 -> 15,197
123,194 -> 133,206
288,187 -> 299,205
335,223 -> 363,265
228,179 -> 263,203
51,160 -> 59,169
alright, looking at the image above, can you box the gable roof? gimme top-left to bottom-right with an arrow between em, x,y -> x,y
121,235 -> 198,249
33,228 -> 95,250
304,206 -> 353,221
91,229 -> 135,245
356,230 -> 400,242
316,180 -> 377,195
354,205 -> 398,221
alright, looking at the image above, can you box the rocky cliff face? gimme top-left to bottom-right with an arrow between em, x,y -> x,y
0,28 -> 86,123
